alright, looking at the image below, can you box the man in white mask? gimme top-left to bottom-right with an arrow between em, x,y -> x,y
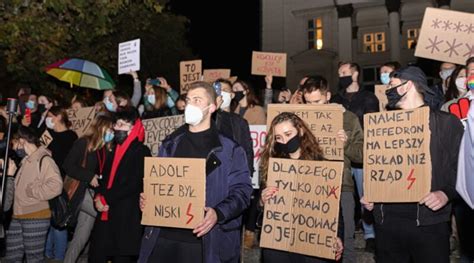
138,81 -> 252,263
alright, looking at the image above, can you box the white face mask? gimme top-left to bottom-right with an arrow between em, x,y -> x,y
220,92 -> 232,109
456,77 -> 467,94
46,117 -> 55,129
147,94 -> 156,105
440,68 -> 454,80
185,104 -> 211,126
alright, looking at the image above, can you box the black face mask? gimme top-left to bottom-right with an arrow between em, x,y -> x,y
385,82 -> 408,109
233,91 -> 245,103
177,109 -> 184,115
338,76 -> 353,90
274,135 -> 301,155
37,104 -> 46,113
114,130 -> 129,145
15,148 -> 26,158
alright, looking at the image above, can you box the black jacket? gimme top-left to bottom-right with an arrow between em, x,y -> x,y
90,139 -> 151,257
373,108 -> 464,226
331,89 -> 379,129
213,110 -> 254,174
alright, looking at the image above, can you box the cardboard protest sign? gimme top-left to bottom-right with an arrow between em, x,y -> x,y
141,157 -> 206,229
250,125 -> 267,189
40,130 -> 53,147
260,158 -> 343,260
415,8 -> 474,65
374,85 -> 388,111
143,115 -> 185,156
67,106 -> 97,137
180,60 -> 202,94
118,39 -> 140,74
267,104 -> 344,161
202,69 -> 231,83
363,107 -> 432,202
251,51 -> 287,77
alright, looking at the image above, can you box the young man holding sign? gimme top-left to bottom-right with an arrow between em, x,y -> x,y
139,82 -> 252,263
361,67 -> 464,263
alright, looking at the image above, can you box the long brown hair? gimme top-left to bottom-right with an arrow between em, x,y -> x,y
259,112 -> 324,187
82,114 -> 114,152
231,80 -> 261,110
151,86 -> 167,110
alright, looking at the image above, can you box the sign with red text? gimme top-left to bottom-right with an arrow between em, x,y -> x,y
141,157 -> 206,229
67,106 -> 97,137
250,125 -> 267,189
363,107 -> 432,202
267,104 -> 344,161
202,69 -> 231,83
180,60 -> 202,94
252,51 -> 287,77
415,8 -> 474,65
260,158 -> 343,259
143,115 -> 185,156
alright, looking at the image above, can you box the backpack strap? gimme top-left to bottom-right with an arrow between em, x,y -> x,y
39,154 -> 52,173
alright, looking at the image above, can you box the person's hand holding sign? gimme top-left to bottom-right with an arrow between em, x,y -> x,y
337,129 -> 348,144
193,207 -> 218,237
419,191 -> 449,211
260,186 -> 279,206
360,196 -> 374,211
139,192 -> 146,212
335,237 -> 344,261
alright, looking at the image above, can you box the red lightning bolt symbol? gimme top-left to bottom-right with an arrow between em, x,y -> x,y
407,168 -> 416,190
186,203 -> 194,225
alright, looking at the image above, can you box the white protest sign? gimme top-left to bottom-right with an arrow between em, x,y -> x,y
118,39 -> 140,74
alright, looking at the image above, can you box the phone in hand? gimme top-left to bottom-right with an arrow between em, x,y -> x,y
147,79 -> 161,86
25,108 -> 31,123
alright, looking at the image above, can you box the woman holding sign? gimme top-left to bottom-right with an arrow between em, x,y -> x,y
259,112 -> 344,263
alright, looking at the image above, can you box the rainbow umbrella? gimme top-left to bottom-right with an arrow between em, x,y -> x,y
45,58 -> 115,90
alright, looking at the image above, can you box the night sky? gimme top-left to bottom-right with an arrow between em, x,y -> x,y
169,0 -> 261,83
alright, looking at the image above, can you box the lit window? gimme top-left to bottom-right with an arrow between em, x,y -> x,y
307,18 -> 323,50
407,28 -> 419,49
363,32 -> 386,53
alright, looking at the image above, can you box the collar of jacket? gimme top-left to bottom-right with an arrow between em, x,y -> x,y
166,124 -> 224,157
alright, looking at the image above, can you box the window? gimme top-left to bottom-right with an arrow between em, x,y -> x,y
307,18 -> 323,50
363,32 -> 385,53
362,66 -> 381,92
407,28 -> 419,49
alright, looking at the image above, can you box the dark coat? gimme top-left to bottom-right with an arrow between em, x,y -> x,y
90,139 -> 151,257
331,89 -> 379,129
214,110 -> 254,173
139,127 -> 253,263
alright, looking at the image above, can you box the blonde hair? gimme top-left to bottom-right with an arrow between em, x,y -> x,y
83,114 -> 114,152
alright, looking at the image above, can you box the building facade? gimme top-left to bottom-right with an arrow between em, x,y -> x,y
261,0 -> 474,90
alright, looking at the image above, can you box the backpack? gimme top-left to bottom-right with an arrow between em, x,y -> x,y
40,155 -> 78,229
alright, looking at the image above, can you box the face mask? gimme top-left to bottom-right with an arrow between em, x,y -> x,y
440,69 -> 454,80
386,82 -> 408,109
46,117 -> 55,129
147,94 -> 156,105
220,92 -> 232,109
114,130 -> 129,145
455,77 -> 467,94
166,96 -> 175,108
25,100 -> 36,109
185,104 -> 210,126
380,73 -> 391,85
15,148 -> 26,158
104,131 -> 114,143
274,135 -> 301,155
338,76 -> 353,90
104,97 -> 116,112
233,91 -> 245,103
37,104 -> 46,113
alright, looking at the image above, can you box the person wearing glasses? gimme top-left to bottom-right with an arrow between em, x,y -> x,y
138,81 -> 252,263
361,66 -> 464,263
89,109 -> 150,263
